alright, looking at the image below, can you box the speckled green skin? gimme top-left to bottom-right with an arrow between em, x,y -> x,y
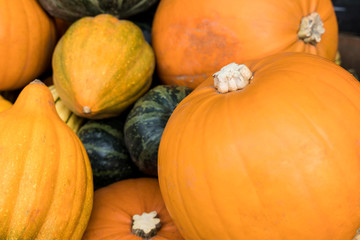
124,85 -> 192,176
38,0 -> 159,22
77,117 -> 140,190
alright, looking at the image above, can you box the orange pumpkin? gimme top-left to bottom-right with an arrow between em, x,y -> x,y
53,14 -> 155,119
158,52 -> 360,240
152,0 -> 338,89
0,0 -> 57,90
83,178 -> 184,240
0,80 -> 93,239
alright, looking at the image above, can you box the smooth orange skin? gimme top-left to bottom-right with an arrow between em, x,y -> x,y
0,81 -> 93,239
0,0 -> 56,91
152,0 -> 338,89
82,178 -> 184,240
53,14 -> 155,119
158,52 -> 360,240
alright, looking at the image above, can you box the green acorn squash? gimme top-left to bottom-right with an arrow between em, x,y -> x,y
38,0 -> 159,22
124,85 -> 192,176
77,116 -> 140,190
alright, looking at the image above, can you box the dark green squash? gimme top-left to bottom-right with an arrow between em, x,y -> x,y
124,85 -> 192,176
38,0 -> 159,22
77,116 -> 140,190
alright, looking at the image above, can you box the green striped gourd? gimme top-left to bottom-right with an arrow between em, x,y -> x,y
77,117 -> 140,189
124,85 -> 192,176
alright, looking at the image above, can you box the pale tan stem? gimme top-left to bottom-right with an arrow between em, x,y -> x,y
213,63 -> 253,93
82,106 -> 91,114
131,211 -> 161,239
298,12 -> 325,45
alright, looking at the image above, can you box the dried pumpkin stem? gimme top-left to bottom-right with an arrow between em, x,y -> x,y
83,106 -> 91,114
30,79 -> 45,85
297,12 -> 325,45
131,211 -> 161,239
213,63 -> 253,93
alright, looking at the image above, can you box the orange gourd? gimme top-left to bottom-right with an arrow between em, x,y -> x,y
53,14 -> 155,119
0,80 -> 93,239
83,178 -> 184,240
152,0 -> 338,89
0,94 -> 12,112
0,0 -> 57,90
158,52 -> 360,240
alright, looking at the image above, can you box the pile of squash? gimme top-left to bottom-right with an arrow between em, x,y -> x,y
1,0 -> 360,239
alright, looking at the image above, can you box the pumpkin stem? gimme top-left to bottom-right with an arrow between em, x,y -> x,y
213,63 -> 252,93
297,12 -> 325,45
131,211 -> 161,239
30,79 -> 45,85
83,106 -> 91,114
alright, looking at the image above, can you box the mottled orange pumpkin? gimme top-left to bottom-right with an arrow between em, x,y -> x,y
158,52 -> 360,240
152,0 -> 338,88
53,14 -> 155,119
0,80 -> 93,239
0,0 -> 56,90
83,178 -> 184,240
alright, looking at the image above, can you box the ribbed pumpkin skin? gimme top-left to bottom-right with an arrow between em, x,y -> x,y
152,0 -> 338,89
83,178 -> 184,240
124,85 -> 192,176
158,53 -> 360,240
0,0 -> 56,91
0,81 -> 93,239
53,14 -> 155,119
38,0 -> 159,22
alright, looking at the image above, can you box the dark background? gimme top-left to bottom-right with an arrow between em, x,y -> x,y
331,0 -> 360,36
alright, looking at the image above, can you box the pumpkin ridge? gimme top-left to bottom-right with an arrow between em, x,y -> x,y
68,137 -> 93,238
62,134 -> 83,238
7,121 -> 62,238
95,37 -> 154,111
36,126 -> 72,238
35,124 -> 62,237
53,39 -> 75,113
4,125 -> 34,237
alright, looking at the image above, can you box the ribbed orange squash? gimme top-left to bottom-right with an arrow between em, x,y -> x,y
83,178 -> 184,240
53,14 -> 155,119
152,0 -> 338,89
158,53 -> 360,240
0,81 -> 93,239
0,0 -> 57,90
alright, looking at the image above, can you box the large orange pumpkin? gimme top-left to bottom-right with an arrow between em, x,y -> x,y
152,0 -> 338,89
83,178 -> 184,239
53,14 -> 155,119
0,0 -> 57,90
0,80 -> 93,239
158,52 -> 360,240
